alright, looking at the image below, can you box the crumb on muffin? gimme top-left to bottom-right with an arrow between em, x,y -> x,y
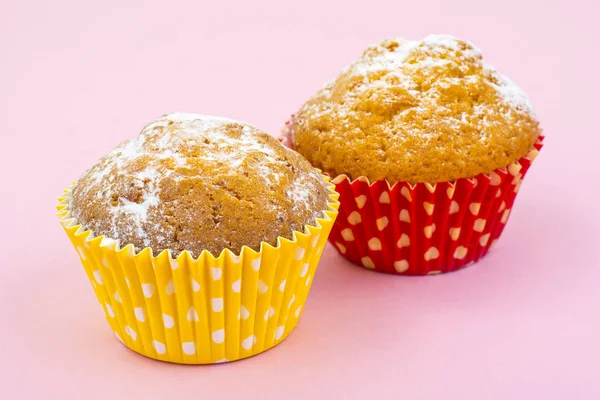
69,113 -> 329,257
292,34 -> 542,183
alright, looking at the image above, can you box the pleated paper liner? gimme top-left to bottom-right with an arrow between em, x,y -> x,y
281,118 -> 543,275
57,178 -> 339,364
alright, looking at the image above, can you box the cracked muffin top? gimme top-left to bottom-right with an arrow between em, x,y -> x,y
290,34 -> 541,184
69,113 -> 329,257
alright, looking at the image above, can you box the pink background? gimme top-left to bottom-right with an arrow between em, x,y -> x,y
2,0 -> 599,398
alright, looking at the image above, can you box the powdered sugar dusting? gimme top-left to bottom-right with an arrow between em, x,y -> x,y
70,113 -> 328,256
423,34 -> 481,54
355,40 -> 418,75
297,34 -> 538,138
322,34 -> 535,120
286,174 -> 312,215
292,34 -> 541,183
485,69 -> 535,115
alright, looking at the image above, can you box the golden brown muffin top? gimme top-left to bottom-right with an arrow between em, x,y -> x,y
70,113 -> 329,257
292,34 -> 541,183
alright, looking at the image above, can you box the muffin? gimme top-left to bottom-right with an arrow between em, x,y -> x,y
58,113 -> 339,364
282,34 -> 543,275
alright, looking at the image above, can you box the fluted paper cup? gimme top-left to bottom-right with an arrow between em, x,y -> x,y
281,117 -> 542,275
57,177 -> 339,363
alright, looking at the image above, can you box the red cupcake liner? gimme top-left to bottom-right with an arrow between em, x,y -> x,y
280,117 -> 543,275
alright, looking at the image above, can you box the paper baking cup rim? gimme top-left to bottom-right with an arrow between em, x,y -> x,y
281,116 -> 544,190
329,136 -> 543,190
57,174 -> 340,263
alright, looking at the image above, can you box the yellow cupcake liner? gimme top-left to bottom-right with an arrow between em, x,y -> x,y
57,178 -> 339,364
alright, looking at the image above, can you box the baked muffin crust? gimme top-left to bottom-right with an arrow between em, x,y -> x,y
70,113 -> 329,257
292,34 -> 541,183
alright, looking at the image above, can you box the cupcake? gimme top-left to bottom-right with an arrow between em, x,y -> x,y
281,35 -> 543,275
58,113 -> 339,364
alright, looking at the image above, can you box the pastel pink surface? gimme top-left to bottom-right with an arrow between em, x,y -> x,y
1,0 -> 599,398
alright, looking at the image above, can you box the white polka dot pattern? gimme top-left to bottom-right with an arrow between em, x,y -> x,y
153,340 -> 166,355
212,329 -> 225,344
335,242 -> 347,254
449,201 -> 459,214
242,335 -> 256,350
311,235 -> 320,247
294,248 -> 305,260
399,209 -> 411,223
499,201 -> 506,212
211,298 -> 224,312
514,180 -> 522,193
393,260 -> 409,273
93,270 -> 103,284
300,263 -> 309,277
105,303 -> 115,318
527,148 -> 539,160
257,281 -> 268,294
508,163 -> 522,176
251,258 -> 261,271
182,342 -> 196,355
424,247 -> 440,261
142,283 -> 154,298
479,233 -> 491,246
134,307 -> 145,322
60,189 -> 335,364
489,172 -> 502,186
163,314 -> 175,328
454,246 -> 468,259
361,257 -> 375,269
322,137 -> 541,275
314,122 -> 535,272
274,326 -> 285,341
341,228 -> 354,241
368,238 -> 382,251
239,305 -> 250,320
347,211 -> 362,225
449,227 -> 461,241
187,307 -> 199,322
397,234 -> 410,248
424,224 -> 436,239
469,203 -> 481,215
376,217 -> 389,231
210,267 -> 222,281
379,192 -> 390,204
473,219 -> 487,232
423,202 -> 435,215
447,186 -> 455,199
165,280 -> 174,295
401,187 -> 412,202
355,195 -> 367,209
125,326 -> 137,341
264,307 -> 275,321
